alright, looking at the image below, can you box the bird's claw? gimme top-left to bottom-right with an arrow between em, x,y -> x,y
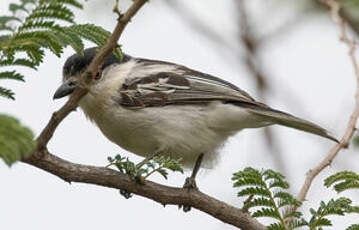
178,176 -> 198,212
183,176 -> 198,191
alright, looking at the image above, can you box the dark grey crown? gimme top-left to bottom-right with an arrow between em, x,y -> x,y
62,47 -> 131,79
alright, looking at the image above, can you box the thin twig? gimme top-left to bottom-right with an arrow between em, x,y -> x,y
34,0 -> 148,153
296,0 -> 359,203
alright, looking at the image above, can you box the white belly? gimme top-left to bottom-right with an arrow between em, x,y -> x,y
80,95 -> 270,168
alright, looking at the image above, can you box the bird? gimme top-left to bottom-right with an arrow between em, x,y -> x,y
54,47 -> 338,180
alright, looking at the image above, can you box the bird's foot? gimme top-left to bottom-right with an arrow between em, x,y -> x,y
134,151 -> 162,184
179,176 -> 198,212
178,153 -> 204,212
183,176 -> 198,191
135,152 -> 160,169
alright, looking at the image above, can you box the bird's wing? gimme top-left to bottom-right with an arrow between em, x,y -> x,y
115,59 -> 339,143
116,60 -> 267,109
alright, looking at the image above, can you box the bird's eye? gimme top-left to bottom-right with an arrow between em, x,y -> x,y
95,72 -> 102,80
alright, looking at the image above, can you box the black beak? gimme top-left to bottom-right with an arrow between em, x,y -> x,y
53,81 -> 77,99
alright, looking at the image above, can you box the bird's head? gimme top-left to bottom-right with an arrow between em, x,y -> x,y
53,47 -> 129,99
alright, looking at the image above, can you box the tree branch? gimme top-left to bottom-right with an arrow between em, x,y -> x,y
24,150 -> 265,230
296,0 -> 359,203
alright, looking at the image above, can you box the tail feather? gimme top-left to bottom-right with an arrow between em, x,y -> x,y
246,106 -> 339,143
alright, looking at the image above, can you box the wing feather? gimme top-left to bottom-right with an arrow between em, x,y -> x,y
116,60 -> 265,108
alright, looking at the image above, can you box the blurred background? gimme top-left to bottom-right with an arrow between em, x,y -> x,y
1,0 -> 359,229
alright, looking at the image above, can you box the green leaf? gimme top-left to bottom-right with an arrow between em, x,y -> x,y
233,178 -> 266,188
22,3 -> 75,25
0,71 -> 24,81
53,28 -> 84,55
347,224 -> 359,230
252,208 -> 281,220
288,218 -> 308,229
308,197 -> 358,229
325,171 -> 359,193
242,197 -> 274,210
55,0 -> 83,9
0,16 -> 21,31
0,16 -> 21,24
333,181 -> 359,193
13,31 -> 64,56
274,191 -> 301,207
65,24 -> 123,59
282,210 -> 302,219
315,218 -> 332,227
0,87 -> 15,100
19,20 -> 59,32
267,222 -> 285,230
107,154 -> 183,180
325,171 -> 359,187
0,58 -> 38,69
232,167 -> 303,228
237,187 -> 271,197
0,114 -> 35,166
156,168 -> 168,179
9,3 -> 29,14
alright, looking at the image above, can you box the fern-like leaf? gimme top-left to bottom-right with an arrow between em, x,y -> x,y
347,224 -> 359,230
288,219 -> 308,229
20,2 -> 76,27
232,167 -> 304,229
308,197 -> 359,230
0,114 -> 35,165
0,16 -> 21,31
107,154 -> 183,182
66,24 -> 122,58
0,71 -> 24,81
242,197 -> 275,210
267,222 -> 286,230
237,187 -> 271,197
325,171 -> 359,193
0,87 -> 15,100
252,207 -> 281,220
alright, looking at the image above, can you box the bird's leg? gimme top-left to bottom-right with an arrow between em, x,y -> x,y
180,153 -> 204,212
135,151 -> 161,183
183,153 -> 204,190
136,151 -> 160,169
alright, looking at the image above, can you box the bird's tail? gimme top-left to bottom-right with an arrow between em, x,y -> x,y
245,105 -> 339,143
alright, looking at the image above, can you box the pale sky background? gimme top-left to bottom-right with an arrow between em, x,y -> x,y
1,0 -> 359,229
